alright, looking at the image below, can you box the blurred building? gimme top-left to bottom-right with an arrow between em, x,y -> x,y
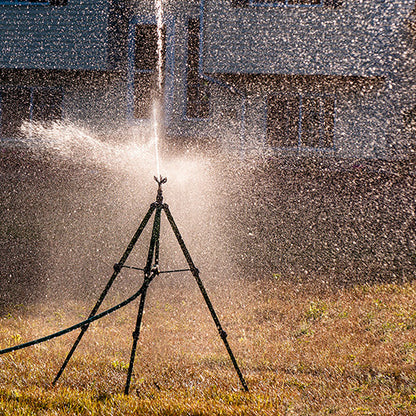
0,0 -> 415,159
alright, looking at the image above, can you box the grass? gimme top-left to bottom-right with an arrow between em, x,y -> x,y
1,277 -> 416,415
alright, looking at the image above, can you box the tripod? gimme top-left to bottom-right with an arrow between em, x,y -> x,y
52,176 -> 248,394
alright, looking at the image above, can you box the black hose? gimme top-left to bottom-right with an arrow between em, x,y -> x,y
0,285 -> 145,355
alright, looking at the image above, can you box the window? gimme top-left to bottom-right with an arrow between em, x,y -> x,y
0,87 -> 63,140
133,24 -> 165,119
186,19 -> 210,119
267,93 -> 334,149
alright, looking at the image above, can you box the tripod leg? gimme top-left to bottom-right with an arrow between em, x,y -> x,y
125,282 -> 149,395
125,205 -> 162,394
52,204 -> 156,386
163,205 -> 249,392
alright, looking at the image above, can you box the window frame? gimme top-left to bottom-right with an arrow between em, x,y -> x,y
266,92 -> 335,151
184,18 -> 211,121
131,23 -> 166,120
127,16 -> 175,124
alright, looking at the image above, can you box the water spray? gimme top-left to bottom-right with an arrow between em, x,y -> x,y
152,0 -> 164,179
0,0 -> 248,394
152,104 -> 161,178
0,177 -> 248,394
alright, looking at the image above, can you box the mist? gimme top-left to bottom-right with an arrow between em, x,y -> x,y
0,119 -> 414,313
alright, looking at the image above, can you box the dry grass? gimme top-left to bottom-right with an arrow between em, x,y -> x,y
1,277 -> 416,415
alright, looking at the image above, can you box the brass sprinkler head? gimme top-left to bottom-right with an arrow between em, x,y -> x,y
154,175 -> 167,204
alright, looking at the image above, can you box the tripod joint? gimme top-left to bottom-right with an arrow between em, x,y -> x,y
219,329 -> 228,339
132,330 -> 140,339
151,264 -> 160,276
143,264 -> 160,284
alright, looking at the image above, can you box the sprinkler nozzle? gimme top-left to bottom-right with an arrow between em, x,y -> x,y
154,175 -> 167,204
154,175 -> 167,186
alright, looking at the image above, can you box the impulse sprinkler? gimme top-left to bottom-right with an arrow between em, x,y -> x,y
154,175 -> 167,204
0,177 -> 249,394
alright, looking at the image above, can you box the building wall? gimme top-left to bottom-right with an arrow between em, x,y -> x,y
0,0 -> 414,160
0,0 -> 110,70
202,0 -> 414,77
126,0 -> 243,148
238,74 -> 412,160
65,0 -> 416,160
172,0 -> 415,159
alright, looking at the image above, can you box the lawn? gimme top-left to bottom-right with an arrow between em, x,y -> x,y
0,277 -> 416,415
